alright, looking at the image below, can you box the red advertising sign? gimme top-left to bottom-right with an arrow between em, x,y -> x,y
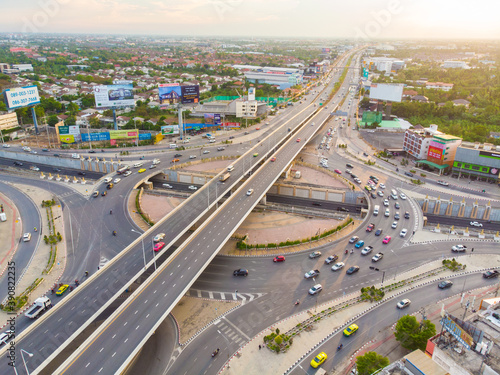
428,146 -> 444,160
223,122 -> 241,128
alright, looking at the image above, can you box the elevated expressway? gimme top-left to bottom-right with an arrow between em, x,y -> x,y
2,52 -> 362,375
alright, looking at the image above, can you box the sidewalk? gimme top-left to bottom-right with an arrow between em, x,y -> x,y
219,253 -> 500,375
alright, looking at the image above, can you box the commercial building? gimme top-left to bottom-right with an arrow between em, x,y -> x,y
403,125 -> 462,172
191,98 -> 267,119
425,82 -> 454,91
12,64 -> 33,72
233,65 -> 303,90
0,112 -> 20,132
362,57 -> 405,74
235,100 -> 267,118
441,61 -> 470,69
452,143 -> 500,183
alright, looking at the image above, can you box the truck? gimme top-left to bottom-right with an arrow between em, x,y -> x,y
219,172 -> 231,182
25,296 -> 52,319
372,253 -> 384,262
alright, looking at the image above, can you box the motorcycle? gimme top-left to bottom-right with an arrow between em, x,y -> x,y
337,344 -> 343,351
113,231 -> 117,236
294,300 -> 300,306
212,348 -> 220,357
345,249 -> 348,254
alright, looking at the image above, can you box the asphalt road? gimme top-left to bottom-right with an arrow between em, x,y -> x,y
0,182 -> 41,302
290,272 -> 499,375
51,53 -> 359,374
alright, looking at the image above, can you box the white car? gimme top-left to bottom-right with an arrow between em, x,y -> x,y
400,228 -> 408,237
308,284 -> 323,295
397,299 -> 411,309
470,221 -> 483,227
203,150 -> 210,154
30,166 -> 40,171
391,221 -> 398,229
188,185 -> 198,191
379,183 -> 386,189
104,177 -> 112,183
331,262 -> 345,271
153,233 -> 165,242
152,159 -> 161,165
133,162 -> 143,168
384,209 -> 390,217
377,191 -> 384,197
123,171 -> 132,177
354,178 -> 362,184
452,244 -> 467,252
189,155 -> 197,159
399,193 -> 407,200
437,180 -> 449,186
383,199 -> 389,207
246,189 -> 254,196
72,153 -> 80,159
149,164 -> 157,169
23,233 -> 32,242
31,150 -> 38,154
113,178 -> 121,184
163,183 -> 173,189
2,144 -> 10,148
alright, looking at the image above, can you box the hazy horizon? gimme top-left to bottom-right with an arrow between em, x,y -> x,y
1,0 -> 499,40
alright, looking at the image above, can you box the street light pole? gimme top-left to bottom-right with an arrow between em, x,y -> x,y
20,349 -> 34,375
131,229 -> 146,269
151,238 -> 157,271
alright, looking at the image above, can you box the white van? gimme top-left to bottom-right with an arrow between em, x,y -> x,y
182,139 -> 190,144
227,165 -> 234,172
384,208 -> 390,217
72,153 -> 80,159
169,144 -> 177,149
373,205 -> 380,216
391,189 -> 398,200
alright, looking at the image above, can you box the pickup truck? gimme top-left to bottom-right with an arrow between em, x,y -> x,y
25,296 -> 52,319
361,246 -> 374,255
372,252 -> 384,262
304,269 -> 320,279
483,270 -> 499,279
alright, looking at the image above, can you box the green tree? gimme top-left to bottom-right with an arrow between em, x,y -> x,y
67,102 -> 79,115
356,351 -> 389,375
47,114 -> 59,126
394,315 -> 436,351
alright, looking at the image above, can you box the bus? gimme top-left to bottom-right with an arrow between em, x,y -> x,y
117,166 -> 130,174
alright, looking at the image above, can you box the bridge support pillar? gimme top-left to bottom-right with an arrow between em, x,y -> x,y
260,195 -> 267,205
470,200 -> 478,219
482,202 -> 491,221
458,198 -> 466,217
422,195 -> 429,213
445,198 -> 453,216
433,196 -> 441,215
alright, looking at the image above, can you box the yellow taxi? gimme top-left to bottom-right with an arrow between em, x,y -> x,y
56,284 -> 69,296
138,168 -> 146,173
310,352 -> 327,368
343,323 -> 359,336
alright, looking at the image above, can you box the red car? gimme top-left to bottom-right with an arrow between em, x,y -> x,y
382,236 -> 392,244
154,242 -> 165,252
366,223 -> 375,232
334,169 -> 342,174
271,157 -> 276,162
296,138 -> 301,142
256,127 -> 260,130
273,256 -> 285,262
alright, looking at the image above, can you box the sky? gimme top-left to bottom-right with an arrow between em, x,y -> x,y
1,0 -> 499,40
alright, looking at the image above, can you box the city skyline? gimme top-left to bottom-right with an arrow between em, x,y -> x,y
1,0 -> 499,40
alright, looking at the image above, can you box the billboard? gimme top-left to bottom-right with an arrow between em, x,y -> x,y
161,125 -> 180,135
204,113 -> 221,126
3,85 -> 40,109
322,48 -> 331,53
109,130 -> 138,140
362,68 -> 369,79
479,150 -> 500,160
440,315 -> 474,350
59,135 -> 77,144
82,132 -> 111,142
158,84 -> 199,105
427,140 -> 445,161
248,87 -> 256,101
369,83 -> 404,102
93,83 -> 134,108
224,122 -> 241,128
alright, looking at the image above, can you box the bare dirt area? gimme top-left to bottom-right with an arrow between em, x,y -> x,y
140,194 -> 184,223
171,297 -> 239,344
283,165 -> 345,188
234,210 -> 341,245
182,159 -> 235,174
